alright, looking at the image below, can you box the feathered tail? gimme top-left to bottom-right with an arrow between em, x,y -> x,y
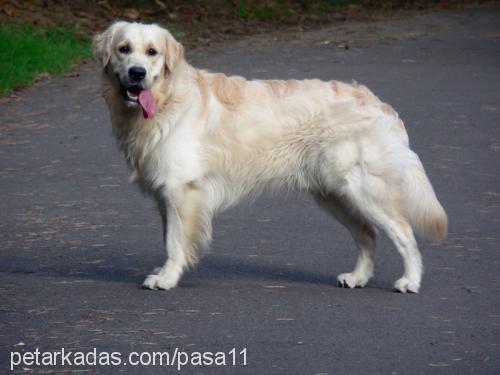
401,151 -> 448,240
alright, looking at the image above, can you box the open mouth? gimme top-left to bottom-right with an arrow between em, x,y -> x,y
120,83 -> 142,103
118,82 -> 157,119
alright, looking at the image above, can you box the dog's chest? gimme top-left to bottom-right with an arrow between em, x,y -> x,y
119,122 -> 203,190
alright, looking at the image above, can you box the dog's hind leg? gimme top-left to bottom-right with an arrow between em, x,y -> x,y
337,170 -> 423,293
364,211 -> 422,293
143,183 -> 213,290
314,193 -> 376,288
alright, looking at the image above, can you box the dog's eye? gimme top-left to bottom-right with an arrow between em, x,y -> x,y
147,48 -> 157,57
118,45 -> 131,54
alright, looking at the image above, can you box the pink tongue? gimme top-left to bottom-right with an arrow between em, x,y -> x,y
138,90 -> 156,119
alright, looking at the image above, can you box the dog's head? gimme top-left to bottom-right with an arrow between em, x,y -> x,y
92,21 -> 184,118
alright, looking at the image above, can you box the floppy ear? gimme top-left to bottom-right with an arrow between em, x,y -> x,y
164,34 -> 185,74
92,22 -> 126,67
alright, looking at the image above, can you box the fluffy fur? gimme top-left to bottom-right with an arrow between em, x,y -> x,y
93,21 -> 448,293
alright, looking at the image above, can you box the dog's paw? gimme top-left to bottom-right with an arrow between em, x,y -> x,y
337,272 -> 369,289
142,273 -> 178,290
394,277 -> 420,294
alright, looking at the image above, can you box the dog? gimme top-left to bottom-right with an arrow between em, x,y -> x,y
92,21 -> 447,293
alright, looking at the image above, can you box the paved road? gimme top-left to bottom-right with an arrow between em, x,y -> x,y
1,7 -> 499,374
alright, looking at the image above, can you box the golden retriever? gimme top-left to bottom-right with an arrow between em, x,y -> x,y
92,21 -> 447,293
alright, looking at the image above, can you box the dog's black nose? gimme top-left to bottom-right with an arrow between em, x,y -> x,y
129,66 -> 146,82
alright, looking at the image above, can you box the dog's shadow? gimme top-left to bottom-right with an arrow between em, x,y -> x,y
191,255 -> 335,286
3,253 -> 345,288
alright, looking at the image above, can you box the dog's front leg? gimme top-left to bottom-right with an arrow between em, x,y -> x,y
143,184 -> 212,290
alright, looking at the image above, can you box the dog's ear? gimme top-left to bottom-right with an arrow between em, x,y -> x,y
164,32 -> 184,74
92,21 -> 126,67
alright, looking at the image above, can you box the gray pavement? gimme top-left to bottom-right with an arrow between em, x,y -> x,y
1,7 -> 499,374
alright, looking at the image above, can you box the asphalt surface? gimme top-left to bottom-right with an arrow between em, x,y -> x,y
1,7 -> 499,375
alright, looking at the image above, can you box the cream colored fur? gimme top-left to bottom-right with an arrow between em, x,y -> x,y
93,21 -> 448,293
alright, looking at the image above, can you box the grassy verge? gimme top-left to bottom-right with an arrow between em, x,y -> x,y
0,23 -> 91,96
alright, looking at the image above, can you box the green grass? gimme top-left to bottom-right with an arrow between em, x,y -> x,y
0,23 -> 91,96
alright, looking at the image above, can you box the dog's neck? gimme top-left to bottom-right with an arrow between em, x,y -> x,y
101,60 -> 200,179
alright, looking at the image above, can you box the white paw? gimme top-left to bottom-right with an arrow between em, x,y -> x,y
394,277 -> 420,294
142,273 -> 178,290
337,272 -> 370,289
